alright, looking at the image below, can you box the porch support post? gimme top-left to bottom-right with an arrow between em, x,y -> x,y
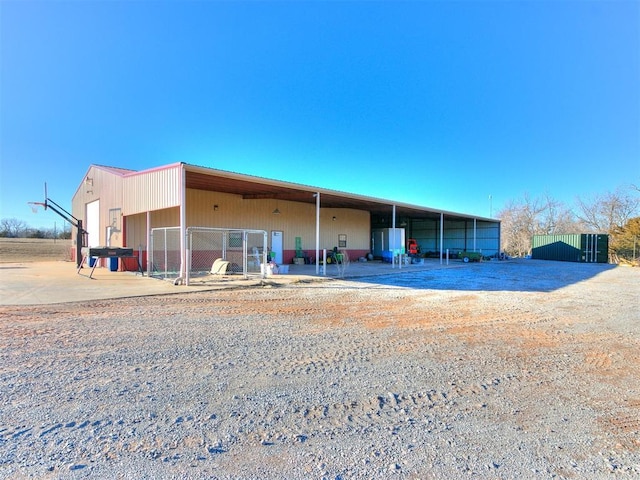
146,210 -> 151,275
392,204 -> 396,269
315,192 -> 320,275
179,163 -> 187,282
474,218 -> 477,252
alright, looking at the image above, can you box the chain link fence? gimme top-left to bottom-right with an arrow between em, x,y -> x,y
150,227 -> 268,284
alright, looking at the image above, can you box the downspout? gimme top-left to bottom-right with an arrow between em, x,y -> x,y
315,192 -> 320,275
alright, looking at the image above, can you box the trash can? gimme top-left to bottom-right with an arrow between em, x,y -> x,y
88,256 -> 97,267
109,257 -> 118,272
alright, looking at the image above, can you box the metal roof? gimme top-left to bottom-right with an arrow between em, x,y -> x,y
183,163 -> 497,223
90,162 -> 496,222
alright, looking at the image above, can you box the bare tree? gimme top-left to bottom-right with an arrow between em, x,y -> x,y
499,201 -> 533,257
498,195 -> 547,257
576,187 -> 640,234
0,218 -> 28,237
497,185 -> 638,259
540,193 -> 584,234
498,193 -> 581,257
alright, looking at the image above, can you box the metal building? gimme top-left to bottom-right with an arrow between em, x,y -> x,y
71,162 -> 501,278
531,234 -> 609,263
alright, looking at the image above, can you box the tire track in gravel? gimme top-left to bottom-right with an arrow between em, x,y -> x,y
0,380 -> 511,473
1,264 -> 639,478
1,288 -> 524,475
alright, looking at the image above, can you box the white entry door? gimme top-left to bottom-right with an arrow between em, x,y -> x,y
270,231 -> 283,264
86,200 -> 100,248
85,200 -> 100,266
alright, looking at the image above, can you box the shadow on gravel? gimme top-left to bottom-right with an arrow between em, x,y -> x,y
344,260 -> 618,293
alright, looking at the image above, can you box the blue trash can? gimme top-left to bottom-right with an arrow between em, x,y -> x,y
88,256 -> 97,267
109,257 -> 118,272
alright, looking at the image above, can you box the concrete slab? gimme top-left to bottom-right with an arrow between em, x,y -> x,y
0,262 -> 201,306
0,258 -> 463,306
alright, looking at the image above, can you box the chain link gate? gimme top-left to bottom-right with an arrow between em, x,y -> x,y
150,227 -> 268,284
150,227 -> 182,280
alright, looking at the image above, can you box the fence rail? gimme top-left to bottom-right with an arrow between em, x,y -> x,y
150,227 -> 268,285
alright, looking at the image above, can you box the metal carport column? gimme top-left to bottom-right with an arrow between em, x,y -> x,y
179,164 -> 187,283
440,212 -> 444,264
315,192 -> 320,275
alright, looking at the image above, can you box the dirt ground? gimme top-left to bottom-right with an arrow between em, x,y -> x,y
0,253 -> 638,478
0,238 -> 72,263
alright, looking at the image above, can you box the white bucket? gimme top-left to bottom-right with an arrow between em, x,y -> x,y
260,264 -> 275,276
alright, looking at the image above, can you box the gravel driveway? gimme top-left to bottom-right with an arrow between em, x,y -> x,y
1,260 -> 638,479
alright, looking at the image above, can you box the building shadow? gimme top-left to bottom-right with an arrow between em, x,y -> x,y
340,259 -> 618,293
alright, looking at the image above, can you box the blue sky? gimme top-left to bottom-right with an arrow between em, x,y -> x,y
1,0 -> 638,229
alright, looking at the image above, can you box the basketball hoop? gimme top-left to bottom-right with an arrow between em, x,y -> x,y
28,202 -> 46,214
29,184 -> 86,268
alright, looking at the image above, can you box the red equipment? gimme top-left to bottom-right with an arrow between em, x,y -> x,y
407,239 -> 419,255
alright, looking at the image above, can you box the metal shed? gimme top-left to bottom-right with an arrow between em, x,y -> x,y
531,234 -> 609,263
72,162 -> 501,279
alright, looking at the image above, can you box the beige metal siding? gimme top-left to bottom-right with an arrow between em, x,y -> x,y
125,213 -> 147,250
125,208 -> 180,249
75,163 -> 370,255
124,188 -> 370,253
122,165 -> 181,215
71,166 -> 125,248
185,189 -> 370,251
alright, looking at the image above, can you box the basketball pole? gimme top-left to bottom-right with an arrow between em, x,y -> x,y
30,184 -> 87,268
46,198 -> 87,268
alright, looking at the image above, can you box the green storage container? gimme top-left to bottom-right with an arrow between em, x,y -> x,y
531,234 -> 608,263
